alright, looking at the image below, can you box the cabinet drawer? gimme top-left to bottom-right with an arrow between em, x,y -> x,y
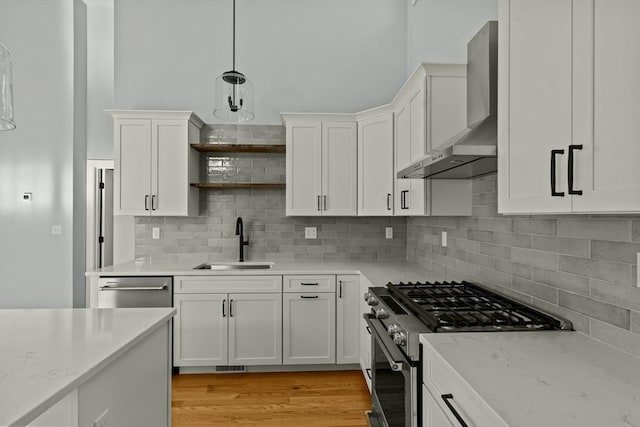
422,345 -> 508,427
283,275 -> 336,292
175,275 -> 282,294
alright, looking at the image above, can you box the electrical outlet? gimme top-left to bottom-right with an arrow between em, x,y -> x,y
385,227 -> 393,239
305,227 -> 317,239
51,225 -> 62,236
441,231 -> 447,247
94,409 -> 109,427
152,227 -> 160,239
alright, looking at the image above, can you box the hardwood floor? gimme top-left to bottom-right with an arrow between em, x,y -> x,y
172,370 -> 371,427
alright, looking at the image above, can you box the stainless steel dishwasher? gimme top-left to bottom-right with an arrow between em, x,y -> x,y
97,276 -> 172,308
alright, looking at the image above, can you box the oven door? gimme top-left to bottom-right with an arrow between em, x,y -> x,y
364,314 -> 419,427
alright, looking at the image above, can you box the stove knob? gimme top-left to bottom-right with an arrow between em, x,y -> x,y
393,332 -> 407,346
374,308 -> 389,319
364,292 -> 379,306
387,324 -> 400,335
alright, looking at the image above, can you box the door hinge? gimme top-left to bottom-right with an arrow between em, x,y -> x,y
98,182 -> 105,190
98,236 -> 104,243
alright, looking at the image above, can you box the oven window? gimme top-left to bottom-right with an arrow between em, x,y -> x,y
373,336 -> 408,427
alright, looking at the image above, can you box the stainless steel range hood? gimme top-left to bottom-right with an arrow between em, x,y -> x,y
398,21 -> 498,180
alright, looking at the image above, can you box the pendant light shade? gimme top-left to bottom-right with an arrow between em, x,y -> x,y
213,0 -> 254,122
0,42 -> 15,131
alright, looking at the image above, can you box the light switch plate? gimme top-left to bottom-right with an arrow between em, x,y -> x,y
305,227 -> 317,239
152,227 -> 160,239
51,225 -> 62,236
385,227 -> 393,239
22,192 -> 32,201
441,231 -> 447,247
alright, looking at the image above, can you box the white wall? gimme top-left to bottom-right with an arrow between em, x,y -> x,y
406,0 -> 498,74
113,0 -> 407,129
0,0 -> 82,308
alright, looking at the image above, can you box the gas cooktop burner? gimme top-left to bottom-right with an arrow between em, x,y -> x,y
387,281 -> 567,332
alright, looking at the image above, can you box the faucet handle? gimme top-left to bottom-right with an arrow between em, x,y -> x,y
244,235 -> 250,245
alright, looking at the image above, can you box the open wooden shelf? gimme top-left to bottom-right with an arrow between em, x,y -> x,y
191,144 -> 286,153
191,182 -> 286,190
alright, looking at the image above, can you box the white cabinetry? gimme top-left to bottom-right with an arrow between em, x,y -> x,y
357,108 -> 395,215
283,275 -> 336,364
394,64 -> 471,216
173,276 -> 282,367
498,0 -> 640,214
283,115 -> 357,216
336,275 -> 360,364
109,110 -> 203,216
359,275 -> 373,392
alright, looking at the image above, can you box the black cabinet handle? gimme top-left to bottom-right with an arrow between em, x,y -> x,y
222,299 -> 226,317
366,326 -> 372,335
550,149 -> 565,197
317,195 -> 321,211
151,194 -> 157,210
301,282 -> 319,286
144,195 -> 150,211
441,394 -> 468,427
401,190 -> 409,209
387,193 -> 391,211
568,144 -> 583,195
229,299 -> 233,317
300,295 -> 319,299
323,195 -> 327,211
365,368 -> 372,379
339,280 -> 343,298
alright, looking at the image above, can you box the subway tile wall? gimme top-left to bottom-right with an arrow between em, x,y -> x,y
135,124 -> 407,264
407,174 -> 640,358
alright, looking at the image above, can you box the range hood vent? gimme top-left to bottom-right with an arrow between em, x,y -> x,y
399,21 -> 498,180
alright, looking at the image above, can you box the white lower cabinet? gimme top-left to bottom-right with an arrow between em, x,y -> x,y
283,289 -> 336,365
336,275 -> 360,364
359,276 -> 373,391
422,385 -> 454,427
173,276 -> 283,367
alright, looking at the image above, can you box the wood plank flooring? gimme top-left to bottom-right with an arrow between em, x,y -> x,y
172,370 -> 371,427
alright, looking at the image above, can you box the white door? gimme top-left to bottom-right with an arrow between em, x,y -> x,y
114,119 -> 151,215
498,0 -> 573,214
358,113 -> 394,216
286,121 -> 322,215
173,294 -> 228,366
151,119 -> 189,216
228,293 -> 282,365
322,122 -> 357,216
283,292 -> 336,365
572,0 -> 640,213
422,385 -> 455,427
427,75 -> 468,153
336,275 -> 360,364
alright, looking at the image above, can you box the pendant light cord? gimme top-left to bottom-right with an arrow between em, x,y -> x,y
232,0 -> 236,71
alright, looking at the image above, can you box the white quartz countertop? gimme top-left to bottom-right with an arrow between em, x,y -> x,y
86,259 -> 443,286
0,308 -> 175,426
420,332 -> 640,427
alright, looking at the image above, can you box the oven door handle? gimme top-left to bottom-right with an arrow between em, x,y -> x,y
364,313 -> 410,372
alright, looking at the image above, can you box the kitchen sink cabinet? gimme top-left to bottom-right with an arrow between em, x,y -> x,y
393,64 -> 471,217
283,274 -> 336,364
282,115 -> 357,216
499,0 -> 640,214
173,276 -> 283,367
109,110 -> 203,216
336,275 -> 360,364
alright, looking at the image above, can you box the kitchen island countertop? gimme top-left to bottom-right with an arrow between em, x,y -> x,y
0,307 -> 175,426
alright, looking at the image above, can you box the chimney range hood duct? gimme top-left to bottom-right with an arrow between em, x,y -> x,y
398,21 -> 498,180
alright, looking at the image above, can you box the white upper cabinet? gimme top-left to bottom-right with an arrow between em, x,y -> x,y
357,108 -> 394,216
499,0 -> 640,214
283,115 -> 357,216
110,110 -> 203,216
394,64 -> 471,217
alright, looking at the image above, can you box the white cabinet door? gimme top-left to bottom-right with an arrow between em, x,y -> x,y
427,74 -> 467,153
572,0 -> 640,213
151,119 -> 189,216
422,385 -> 455,427
498,0 -> 575,214
286,121 -> 323,216
228,293 -> 282,366
395,104 -> 411,172
114,119 -> 152,215
409,86 -> 426,164
173,294 -> 228,366
283,292 -> 336,365
336,275 -> 360,364
359,276 -> 372,391
358,113 -> 394,216
322,122 -> 357,216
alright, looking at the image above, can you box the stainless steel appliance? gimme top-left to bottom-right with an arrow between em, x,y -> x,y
398,21 -> 498,180
97,276 -> 172,308
364,280 -> 571,427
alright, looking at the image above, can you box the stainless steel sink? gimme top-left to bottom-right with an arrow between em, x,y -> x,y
193,262 -> 274,270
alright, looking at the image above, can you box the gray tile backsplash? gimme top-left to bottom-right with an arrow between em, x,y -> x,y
407,174 -> 640,358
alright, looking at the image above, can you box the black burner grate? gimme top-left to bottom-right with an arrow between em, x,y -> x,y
387,281 -> 562,332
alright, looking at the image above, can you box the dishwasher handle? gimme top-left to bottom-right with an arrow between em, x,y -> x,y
99,285 -> 167,291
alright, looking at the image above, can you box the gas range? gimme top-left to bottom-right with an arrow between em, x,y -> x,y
364,280 -> 572,362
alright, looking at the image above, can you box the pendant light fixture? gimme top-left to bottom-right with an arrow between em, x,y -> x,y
213,0 -> 254,122
0,42 -> 15,131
